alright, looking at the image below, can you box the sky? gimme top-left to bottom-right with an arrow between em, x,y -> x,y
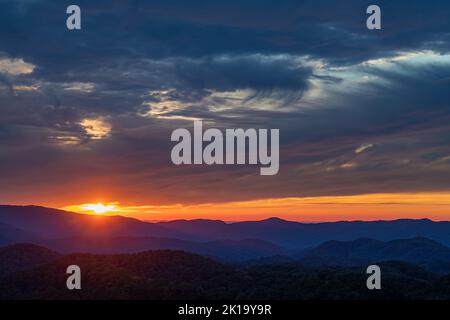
0,0 -> 450,221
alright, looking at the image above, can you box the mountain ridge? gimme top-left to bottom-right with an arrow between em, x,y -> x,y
1,243 -> 450,300
2,204 -> 450,251
297,236 -> 450,274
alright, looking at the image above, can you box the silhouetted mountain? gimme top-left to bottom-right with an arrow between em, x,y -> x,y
156,219 -> 229,238
0,246 -> 242,300
0,243 -> 61,275
159,216 -> 450,248
1,244 -> 450,300
36,237 -> 284,262
0,206 -> 286,261
0,223 -> 38,246
243,255 -> 295,266
0,205 -> 194,240
4,205 -> 450,265
4,206 -> 450,248
297,237 -> 450,274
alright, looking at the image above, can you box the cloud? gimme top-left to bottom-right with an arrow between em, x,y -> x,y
0,1 -> 450,207
0,57 -> 35,75
63,82 -> 95,93
79,118 -> 111,140
174,54 -> 312,92
355,144 -> 373,154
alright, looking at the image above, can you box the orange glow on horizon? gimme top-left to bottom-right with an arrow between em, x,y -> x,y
59,192 -> 450,222
64,202 -> 120,215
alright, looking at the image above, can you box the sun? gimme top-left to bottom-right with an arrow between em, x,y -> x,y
80,203 -> 117,214
61,202 -> 123,215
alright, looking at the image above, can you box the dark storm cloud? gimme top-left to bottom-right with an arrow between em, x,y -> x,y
1,0 -> 450,70
174,55 -> 312,92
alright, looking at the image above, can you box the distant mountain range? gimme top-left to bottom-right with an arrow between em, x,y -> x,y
3,205 -> 450,270
157,216 -> 450,248
296,237 -> 450,274
3,205 -> 450,299
3,205 -> 450,245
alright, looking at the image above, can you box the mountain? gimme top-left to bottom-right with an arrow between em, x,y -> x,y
297,237 -> 450,274
0,205 -> 194,240
0,247 -> 243,300
159,216 -> 450,248
1,243 -> 450,300
0,206 -> 285,261
0,243 -> 61,275
5,205 -> 450,249
0,223 -> 38,246
4,205 -> 450,264
3,205 -> 450,299
156,219 -> 229,238
36,237 -> 284,262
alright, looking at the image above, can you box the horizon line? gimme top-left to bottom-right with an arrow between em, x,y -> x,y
0,204 -> 444,224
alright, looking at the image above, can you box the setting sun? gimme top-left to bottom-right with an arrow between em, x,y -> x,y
82,203 -> 117,214
64,202 -> 119,215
